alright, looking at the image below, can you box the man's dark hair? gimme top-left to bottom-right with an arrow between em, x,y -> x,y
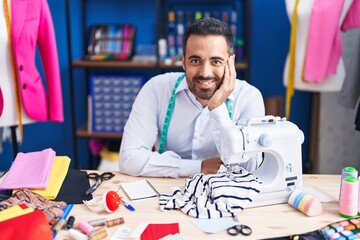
182,17 -> 235,56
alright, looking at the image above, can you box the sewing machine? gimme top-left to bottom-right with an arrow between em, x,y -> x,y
220,115 -> 304,207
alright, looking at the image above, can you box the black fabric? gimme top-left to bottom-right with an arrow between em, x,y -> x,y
54,168 -> 93,204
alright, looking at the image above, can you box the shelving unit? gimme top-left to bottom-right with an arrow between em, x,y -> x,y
65,0 -> 252,169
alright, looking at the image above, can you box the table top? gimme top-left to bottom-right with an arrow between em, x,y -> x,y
56,173 -> 343,240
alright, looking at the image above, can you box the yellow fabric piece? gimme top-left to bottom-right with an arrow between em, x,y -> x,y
100,147 -> 119,162
0,204 -> 34,222
13,156 -> 71,200
285,0 -> 300,120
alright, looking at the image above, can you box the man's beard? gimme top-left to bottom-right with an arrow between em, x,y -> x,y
189,76 -> 221,100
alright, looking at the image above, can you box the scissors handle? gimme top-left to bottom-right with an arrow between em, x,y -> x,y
228,224 -> 252,236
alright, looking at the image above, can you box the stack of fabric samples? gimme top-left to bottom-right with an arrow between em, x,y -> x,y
0,148 -> 70,200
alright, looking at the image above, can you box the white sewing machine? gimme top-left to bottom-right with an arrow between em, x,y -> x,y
220,115 -> 304,207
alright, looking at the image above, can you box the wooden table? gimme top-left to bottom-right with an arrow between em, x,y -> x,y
56,173 -> 343,240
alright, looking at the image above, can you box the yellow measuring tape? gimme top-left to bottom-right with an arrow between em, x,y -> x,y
4,0 -> 23,142
285,0 -> 300,120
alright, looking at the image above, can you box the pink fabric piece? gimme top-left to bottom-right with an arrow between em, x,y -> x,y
0,148 -> 55,190
342,0 -> 360,30
304,0 -> 345,83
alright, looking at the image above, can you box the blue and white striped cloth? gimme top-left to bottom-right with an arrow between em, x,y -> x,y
159,170 -> 263,218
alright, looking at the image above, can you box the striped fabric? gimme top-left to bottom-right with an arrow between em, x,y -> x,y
159,170 -> 263,218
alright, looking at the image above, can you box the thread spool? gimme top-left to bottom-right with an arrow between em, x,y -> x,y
52,219 -> 66,234
88,218 -> 107,227
288,189 -> 322,217
105,217 -> 125,227
68,229 -> 88,240
78,220 -> 94,235
340,167 -> 358,199
65,216 -> 75,230
339,176 -> 358,218
88,227 -> 108,240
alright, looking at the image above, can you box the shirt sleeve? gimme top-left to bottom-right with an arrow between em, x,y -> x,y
119,77 -> 202,178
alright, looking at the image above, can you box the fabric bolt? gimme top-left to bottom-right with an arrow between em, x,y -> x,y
0,148 -> 55,190
119,72 -> 265,178
0,188 -> 66,221
159,170 -> 263,218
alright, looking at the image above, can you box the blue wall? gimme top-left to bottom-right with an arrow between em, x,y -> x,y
0,0 -> 311,171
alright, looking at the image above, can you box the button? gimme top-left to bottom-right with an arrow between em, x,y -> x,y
19,65 -> 23,71
22,83 -> 27,89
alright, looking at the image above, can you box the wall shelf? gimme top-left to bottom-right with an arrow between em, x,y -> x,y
72,59 -> 248,70
76,124 -> 122,139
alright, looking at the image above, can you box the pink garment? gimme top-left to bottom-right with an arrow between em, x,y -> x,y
11,0 -> 63,122
0,148 -> 55,190
342,0 -> 360,30
0,88 -> 3,117
304,0 -> 345,83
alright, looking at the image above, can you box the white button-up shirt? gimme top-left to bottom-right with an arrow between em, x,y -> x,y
119,72 -> 265,178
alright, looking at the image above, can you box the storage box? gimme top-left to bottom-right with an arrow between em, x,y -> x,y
89,74 -> 145,133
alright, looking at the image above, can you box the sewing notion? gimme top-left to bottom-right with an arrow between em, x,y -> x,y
221,115 -> 304,207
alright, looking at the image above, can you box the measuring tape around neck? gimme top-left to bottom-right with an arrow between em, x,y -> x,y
158,74 -> 234,153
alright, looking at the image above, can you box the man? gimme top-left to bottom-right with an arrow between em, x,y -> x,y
119,17 -> 264,178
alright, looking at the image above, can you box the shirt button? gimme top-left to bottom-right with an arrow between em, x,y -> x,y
19,65 -> 23,71
22,83 -> 27,89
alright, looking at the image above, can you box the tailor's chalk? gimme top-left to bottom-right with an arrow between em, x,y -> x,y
65,216 -> 75,230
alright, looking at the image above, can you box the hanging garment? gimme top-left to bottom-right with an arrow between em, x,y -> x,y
355,105 -> 360,131
159,169 -> 262,218
9,0 -> 64,122
304,0 -> 347,83
338,29 -> 360,110
342,0 -> 360,30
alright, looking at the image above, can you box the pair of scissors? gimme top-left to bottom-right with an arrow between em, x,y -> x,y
86,172 -> 115,195
227,215 -> 252,236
